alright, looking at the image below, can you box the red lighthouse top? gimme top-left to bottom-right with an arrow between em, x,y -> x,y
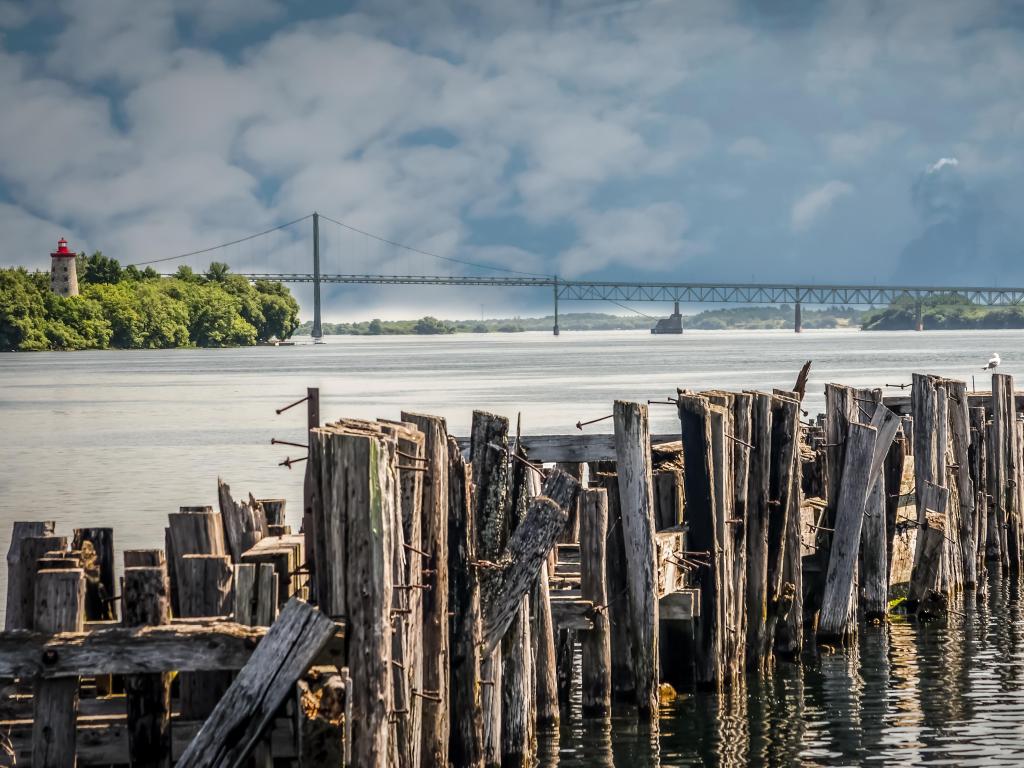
51,237 -> 73,258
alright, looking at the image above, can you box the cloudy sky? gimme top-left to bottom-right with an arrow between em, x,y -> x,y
1,0 -> 1022,320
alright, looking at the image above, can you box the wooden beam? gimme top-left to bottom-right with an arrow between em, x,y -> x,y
175,598 -> 338,768
456,433 -> 680,464
0,620 -> 344,678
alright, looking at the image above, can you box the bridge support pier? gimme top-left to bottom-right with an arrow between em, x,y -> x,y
553,278 -> 560,336
312,212 -> 322,341
794,301 -> 802,334
915,301 -> 923,332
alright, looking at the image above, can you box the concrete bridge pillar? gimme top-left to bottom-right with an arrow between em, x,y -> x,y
553,278 -> 560,336
312,212 -> 322,341
915,301 -> 924,332
794,301 -> 802,334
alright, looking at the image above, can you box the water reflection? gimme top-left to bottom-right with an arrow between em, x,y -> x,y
539,568 -> 1024,765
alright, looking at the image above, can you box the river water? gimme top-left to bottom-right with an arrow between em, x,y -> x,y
2,327 -> 1022,764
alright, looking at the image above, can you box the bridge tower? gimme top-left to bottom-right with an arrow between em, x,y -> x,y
553,276 -> 559,336
312,212 -> 322,341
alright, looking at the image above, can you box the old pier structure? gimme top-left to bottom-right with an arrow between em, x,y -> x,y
1,372 -> 1017,765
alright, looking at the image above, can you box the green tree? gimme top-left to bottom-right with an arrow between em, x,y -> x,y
81,252 -> 123,285
174,265 -> 204,283
206,261 -> 231,282
368,318 -> 384,335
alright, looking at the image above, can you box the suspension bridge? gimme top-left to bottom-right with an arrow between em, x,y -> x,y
133,211 -> 1024,338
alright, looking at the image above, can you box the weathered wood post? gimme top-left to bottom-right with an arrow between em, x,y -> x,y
678,392 -> 723,688
217,480 -> 267,563
992,374 -> 1019,572
765,391 -> 799,658
402,412 -> 450,768
744,392 -> 772,670
469,411 -> 510,766
730,393 -> 752,663
818,423 -> 878,642
178,554 -> 234,718
302,386 -> 320,602
969,406 -> 988,579
8,531 -> 64,630
168,506 -> 227,614
447,438 -> 484,768
71,528 -> 116,621
4,521 -> 55,630
31,568 -> 85,768
580,488 -> 611,717
612,400 -> 659,717
705,392 -> 738,683
596,473 -> 635,703
123,566 -> 171,768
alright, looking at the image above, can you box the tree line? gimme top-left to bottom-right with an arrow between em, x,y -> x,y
1,254 -> 300,351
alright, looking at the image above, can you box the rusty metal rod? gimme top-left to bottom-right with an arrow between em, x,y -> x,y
275,395 -> 309,415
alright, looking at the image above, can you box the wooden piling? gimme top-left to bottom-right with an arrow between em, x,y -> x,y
596,472 -> 635,703
968,406 -> 988,579
4,521 -> 55,630
744,392 -> 772,671
470,410 -> 510,767
818,423 -> 878,642
123,566 -> 172,768
730,393 -> 752,663
580,488 -> 611,717
69,528 -> 114,623
31,568 -> 85,768
765,392 -> 799,658
8,533 -> 65,631
706,393 -> 738,683
257,498 -> 286,527
178,554 -> 234,718
447,438 -> 484,768
402,412 -> 451,768
612,400 -> 659,716
168,506 -> 227,614
678,393 -> 723,688
217,480 -> 267,563
992,374 -> 1019,571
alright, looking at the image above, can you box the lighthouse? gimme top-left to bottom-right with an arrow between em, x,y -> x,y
50,237 -> 79,297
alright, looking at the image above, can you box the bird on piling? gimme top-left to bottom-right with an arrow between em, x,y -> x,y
983,352 -> 1001,371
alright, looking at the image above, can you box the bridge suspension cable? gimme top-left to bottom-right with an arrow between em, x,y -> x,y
127,214 -> 312,267
317,213 -> 552,278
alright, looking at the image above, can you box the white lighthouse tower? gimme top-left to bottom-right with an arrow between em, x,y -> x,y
50,237 -> 79,297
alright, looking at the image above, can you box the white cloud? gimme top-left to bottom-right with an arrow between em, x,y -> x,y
728,136 -> 768,160
559,203 -> 694,278
926,157 -> 959,174
825,122 -> 905,164
791,181 -> 853,232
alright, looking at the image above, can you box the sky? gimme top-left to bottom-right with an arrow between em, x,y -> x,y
1,0 -> 1023,321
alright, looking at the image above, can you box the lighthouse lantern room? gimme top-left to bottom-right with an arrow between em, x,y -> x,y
50,237 -> 79,297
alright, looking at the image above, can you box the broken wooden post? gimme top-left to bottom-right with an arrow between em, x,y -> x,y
257,498 -> 287,527
4,521 -> 55,630
909,507 -> 948,617
176,598 -> 338,768
447,436 -> 484,768
992,374 -> 1019,572
302,386 -> 320,603
947,380 -> 976,588
705,392 -> 738,684
555,462 -> 584,543
124,549 -> 165,568
123,566 -> 171,768
31,568 -> 85,768
580,487 -> 611,717
71,528 -> 116,621
480,469 -> 578,655
818,422 -> 878,642
612,400 -> 659,716
653,470 -> 684,530
168,506 -> 227,613
729,393 -> 752,664
531,446 -> 560,726
744,392 -> 772,671
217,479 -> 267,563
402,412 -> 450,768
8,531 -> 64,631
178,554 -> 234,718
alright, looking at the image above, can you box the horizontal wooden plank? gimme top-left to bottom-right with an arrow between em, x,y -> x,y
4,715 -> 296,766
0,620 -> 344,678
549,594 -> 594,631
456,433 -> 680,463
659,589 -> 699,621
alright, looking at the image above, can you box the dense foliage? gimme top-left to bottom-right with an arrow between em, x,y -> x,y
0,256 -> 300,351
861,294 -> 1024,330
297,307 -> 862,335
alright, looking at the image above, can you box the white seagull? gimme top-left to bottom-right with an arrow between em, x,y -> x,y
983,352 -> 1001,371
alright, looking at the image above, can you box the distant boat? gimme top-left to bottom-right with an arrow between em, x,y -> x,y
651,301 -> 684,335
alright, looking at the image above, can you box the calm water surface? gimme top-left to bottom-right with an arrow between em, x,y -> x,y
2,327 -> 1023,765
